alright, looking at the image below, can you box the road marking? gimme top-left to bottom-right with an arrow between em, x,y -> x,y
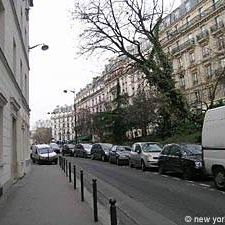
172,177 -> 181,181
199,183 -> 211,188
186,180 -> 194,183
161,175 -> 169,178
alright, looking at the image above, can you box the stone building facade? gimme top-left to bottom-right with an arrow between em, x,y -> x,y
0,0 -> 32,196
160,0 -> 225,109
50,105 -> 74,141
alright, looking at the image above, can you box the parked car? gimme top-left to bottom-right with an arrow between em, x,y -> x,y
50,142 -> 60,154
202,106 -> 225,190
158,143 -> 203,180
62,143 -> 75,156
31,144 -> 58,164
129,142 -> 162,171
109,145 -> 131,165
90,143 -> 113,161
74,143 -> 92,158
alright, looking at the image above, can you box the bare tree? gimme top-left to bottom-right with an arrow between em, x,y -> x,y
32,127 -> 52,144
73,0 -> 188,121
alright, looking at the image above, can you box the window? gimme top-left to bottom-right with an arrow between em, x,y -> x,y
135,144 -> 141,152
20,60 -> 23,92
194,90 -> 201,102
0,1 -> 5,48
192,72 -> 198,85
13,39 -> 17,76
162,146 -> 171,155
177,57 -> 183,68
217,36 -> 225,50
202,46 -> 210,58
185,1 -> 191,12
198,7 -> 203,17
205,64 -> 212,77
189,52 -> 195,63
186,16 -> 190,25
179,75 -> 185,87
169,146 -> 181,156
0,93 -> 7,164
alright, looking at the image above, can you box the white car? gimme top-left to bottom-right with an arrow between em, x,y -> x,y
50,143 -> 60,154
129,142 -> 162,171
31,144 -> 58,164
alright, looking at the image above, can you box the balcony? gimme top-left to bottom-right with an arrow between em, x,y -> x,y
171,38 -> 195,56
161,0 -> 225,46
210,21 -> 225,36
196,30 -> 209,43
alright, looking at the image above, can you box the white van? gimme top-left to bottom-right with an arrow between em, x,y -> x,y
31,144 -> 58,164
202,106 -> 225,190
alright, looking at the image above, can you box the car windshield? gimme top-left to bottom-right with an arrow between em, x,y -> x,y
101,144 -> 113,151
142,143 -> 162,152
82,144 -> 92,150
182,145 -> 202,155
38,148 -> 53,154
117,146 -> 131,152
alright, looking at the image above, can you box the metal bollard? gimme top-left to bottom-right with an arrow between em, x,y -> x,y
80,170 -> 84,202
73,165 -> 76,189
92,179 -> 98,222
60,156 -> 62,168
69,162 -> 72,182
109,198 -> 117,225
66,160 -> 68,177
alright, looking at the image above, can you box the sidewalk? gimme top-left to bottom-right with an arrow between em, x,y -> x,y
0,164 -> 102,225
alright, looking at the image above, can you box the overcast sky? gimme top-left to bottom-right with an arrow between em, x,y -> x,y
29,0 -> 180,128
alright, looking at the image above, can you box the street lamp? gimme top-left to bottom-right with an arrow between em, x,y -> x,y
29,43 -> 49,51
63,89 -> 77,144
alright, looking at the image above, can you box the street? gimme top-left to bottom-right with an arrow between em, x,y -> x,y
67,156 -> 225,225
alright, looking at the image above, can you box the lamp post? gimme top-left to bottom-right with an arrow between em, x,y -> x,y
63,90 -> 77,144
29,43 -> 49,51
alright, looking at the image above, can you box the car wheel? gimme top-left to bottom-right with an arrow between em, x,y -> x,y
214,168 -> 225,190
158,164 -> 165,175
183,167 -> 193,180
116,158 -> 120,166
129,159 -> 133,168
141,160 -> 146,171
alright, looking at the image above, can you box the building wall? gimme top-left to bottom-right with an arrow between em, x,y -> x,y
0,0 -> 31,196
160,0 -> 225,107
51,105 -> 74,141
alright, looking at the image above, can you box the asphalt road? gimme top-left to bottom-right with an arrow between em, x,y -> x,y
66,156 -> 225,225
